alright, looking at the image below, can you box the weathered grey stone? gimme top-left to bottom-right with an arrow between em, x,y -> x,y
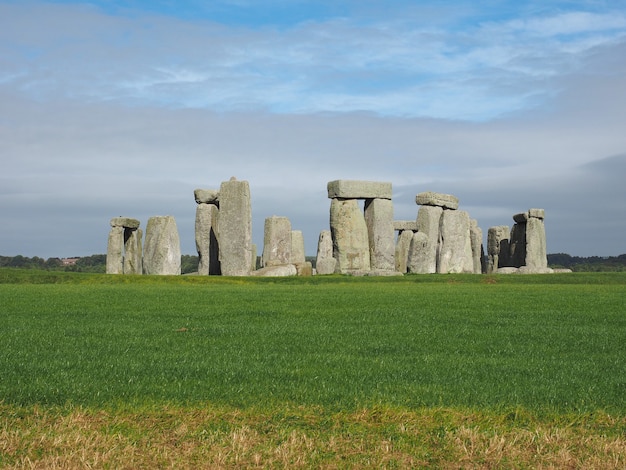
509,222 -> 526,268
330,198 -> 370,273
218,178 -> 253,276
123,228 -> 142,275
364,198 -> 395,271
407,231 -> 431,274
438,210 -> 473,274
513,212 -> 529,223
394,230 -> 413,273
517,266 -> 553,274
110,217 -> 140,229
497,267 -> 520,274
315,258 -> 337,275
195,203 -> 220,275
295,261 -> 313,276
194,189 -> 220,205
251,264 -> 297,277
106,226 -> 124,274
415,205 -> 443,274
261,216 -> 291,267
315,230 -> 335,275
552,268 -> 573,273
393,220 -> 418,232
528,208 -> 545,220
415,192 -> 459,210
487,225 -> 510,274
525,216 -> 547,269
470,220 -> 483,274
327,180 -> 392,200
251,244 -> 258,271
143,216 -> 181,275
290,230 -> 306,265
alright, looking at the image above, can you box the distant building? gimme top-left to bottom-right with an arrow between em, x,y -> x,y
61,257 -> 80,266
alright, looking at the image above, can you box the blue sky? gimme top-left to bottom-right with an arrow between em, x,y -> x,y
1,0 -> 625,258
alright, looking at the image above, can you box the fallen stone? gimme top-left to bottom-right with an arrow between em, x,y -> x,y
327,180 -> 392,199
415,192 -> 459,210
315,257 -> 337,275
497,267 -> 520,274
295,261 -> 313,276
250,264 -> 297,277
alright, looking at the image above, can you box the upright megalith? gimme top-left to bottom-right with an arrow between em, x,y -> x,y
364,198 -> 395,271
438,209 -> 473,274
143,216 -> 181,275
394,230 -> 414,273
415,205 -> 443,273
330,198 -> 371,273
262,216 -> 292,267
470,219 -> 484,274
327,180 -> 394,275
489,208 -> 549,273
315,230 -> 337,275
290,230 -> 306,265
526,209 -> 547,270
194,189 -> 220,275
487,225 -> 510,274
407,231 -> 430,274
106,217 -> 142,274
218,178 -> 253,276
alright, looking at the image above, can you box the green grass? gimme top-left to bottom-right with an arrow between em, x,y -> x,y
1,270 -> 624,414
1,269 -> 625,467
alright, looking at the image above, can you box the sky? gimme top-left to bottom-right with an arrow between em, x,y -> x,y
1,0 -> 625,259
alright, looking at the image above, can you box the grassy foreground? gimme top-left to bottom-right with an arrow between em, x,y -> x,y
1,270 -> 625,467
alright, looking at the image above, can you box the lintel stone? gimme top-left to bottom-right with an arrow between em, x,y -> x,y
415,192 -> 459,210
194,189 -> 220,204
394,220 -> 418,232
110,217 -> 140,229
327,180 -> 392,199
513,212 -> 529,223
528,208 -> 545,219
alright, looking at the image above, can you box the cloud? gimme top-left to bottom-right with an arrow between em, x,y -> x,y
0,1 -> 625,258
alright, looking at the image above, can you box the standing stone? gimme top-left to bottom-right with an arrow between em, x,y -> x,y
143,216 -> 181,275
290,230 -> 306,264
262,216 -> 292,267
407,232 -> 430,274
526,212 -> 547,269
470,220 -> 483,274
509,216 -> 527,268
487,225 -> 510,273
438,210 -> 472,274
364,198 -> 395,271
106,225 -> 124,274
315,230 -> 337,275
330,198 -> 370,273
394,230 -> 413,273
415,192 -> 459,210
415,205 -> 443,274
195,203 -> 220,275
123,228 -> 142,275
218,178 -> 253,276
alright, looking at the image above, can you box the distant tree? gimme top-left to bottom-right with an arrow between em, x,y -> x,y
181,255 -> 199,274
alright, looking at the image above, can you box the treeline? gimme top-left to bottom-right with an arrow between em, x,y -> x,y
2,253 -> 626,273
547,253 -> 626,272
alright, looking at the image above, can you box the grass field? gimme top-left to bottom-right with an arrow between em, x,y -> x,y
1,269 -> 625,467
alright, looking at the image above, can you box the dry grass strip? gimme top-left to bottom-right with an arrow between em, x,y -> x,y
1,404 -> 624,469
